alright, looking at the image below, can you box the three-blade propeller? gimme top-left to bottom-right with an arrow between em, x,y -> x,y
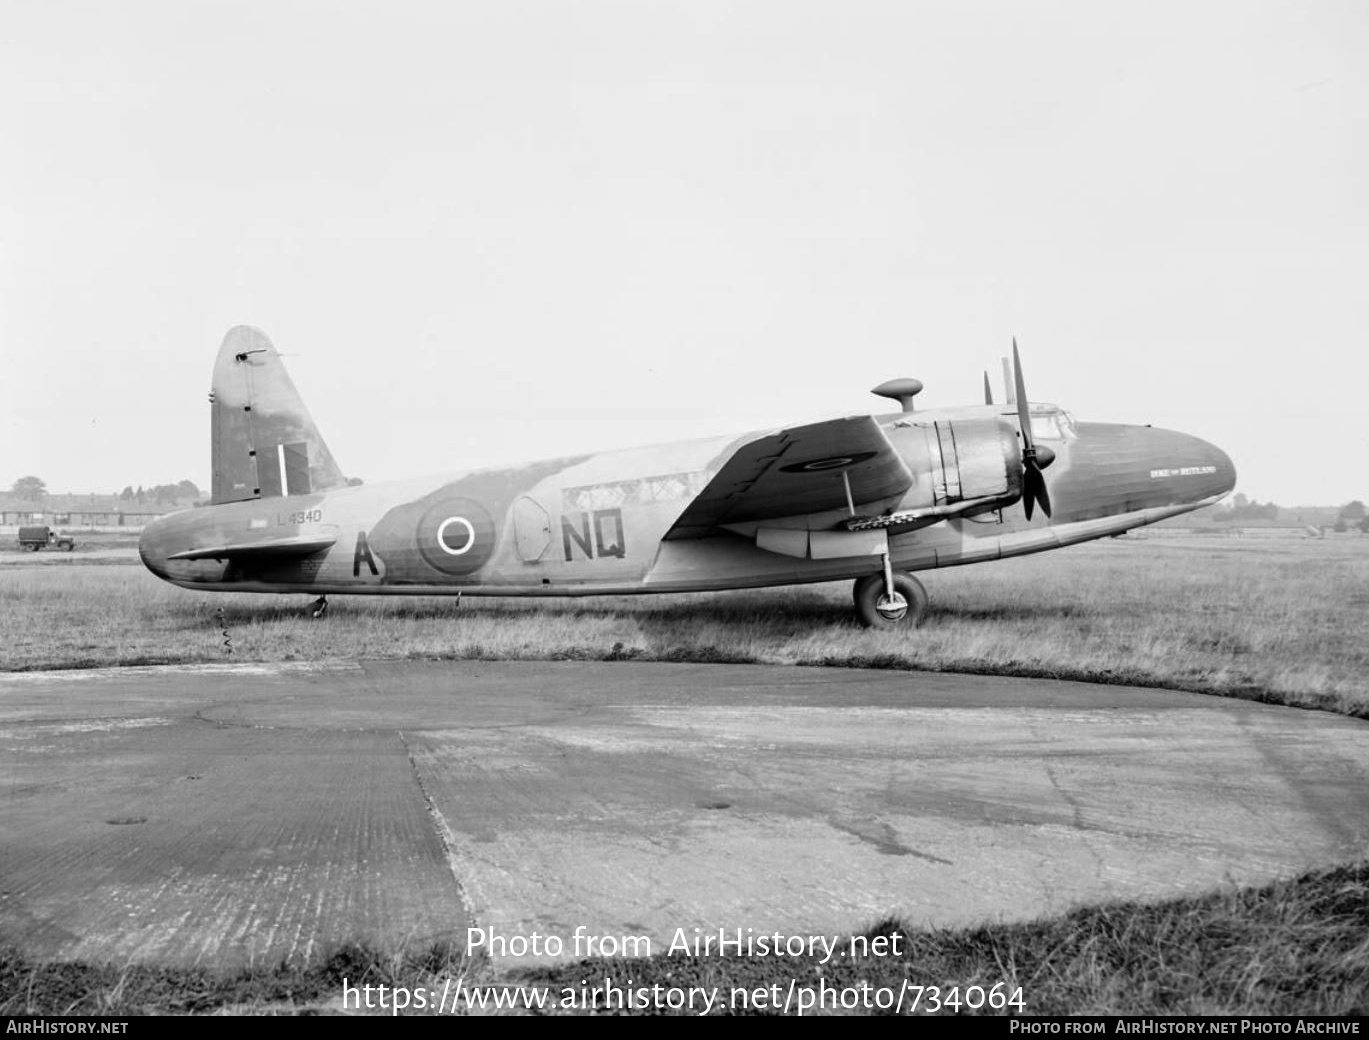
1011,339 -> 1054,520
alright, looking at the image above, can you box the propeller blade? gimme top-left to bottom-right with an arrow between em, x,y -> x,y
983,372 -> 994,405
1012,338 -> 1053,520
1012,338 -> 1032,449
1024,462 -> 1052,519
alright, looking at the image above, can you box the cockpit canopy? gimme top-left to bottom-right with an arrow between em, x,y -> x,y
1019,406 -> 1076,442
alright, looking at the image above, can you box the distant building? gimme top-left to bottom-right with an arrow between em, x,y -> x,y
0,493 -> 192,528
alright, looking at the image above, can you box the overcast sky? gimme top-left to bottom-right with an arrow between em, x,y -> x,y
3,1 -> 1365,506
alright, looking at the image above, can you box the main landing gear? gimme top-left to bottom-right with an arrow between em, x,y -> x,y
852,558 -> 928,629
309,596 -> 328,619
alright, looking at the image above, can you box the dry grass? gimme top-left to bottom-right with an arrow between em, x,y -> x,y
516,862 -> 1369,1016
4,863 -> 1365,1015
2,535 -> 1366,716
0,937 -> 479,1016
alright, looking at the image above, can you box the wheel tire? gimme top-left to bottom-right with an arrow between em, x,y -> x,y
853,572 -> 928,629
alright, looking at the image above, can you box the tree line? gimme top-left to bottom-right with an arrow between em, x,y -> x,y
1213,495 -> 1368,532
8,476 -> 202,506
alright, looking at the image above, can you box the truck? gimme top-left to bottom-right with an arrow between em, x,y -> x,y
17,525 -> 75,552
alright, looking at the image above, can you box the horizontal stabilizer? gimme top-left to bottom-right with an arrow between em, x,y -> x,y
168,529 -> 339,561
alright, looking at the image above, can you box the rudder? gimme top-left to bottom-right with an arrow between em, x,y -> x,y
210,326 -> 347,504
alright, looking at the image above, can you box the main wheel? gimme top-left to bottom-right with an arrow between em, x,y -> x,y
853,572 -> 928,628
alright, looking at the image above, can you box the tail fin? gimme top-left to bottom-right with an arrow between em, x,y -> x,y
209,326 -> 347,504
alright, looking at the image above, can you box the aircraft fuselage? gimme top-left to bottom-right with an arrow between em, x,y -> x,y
139,402 -> 1235,598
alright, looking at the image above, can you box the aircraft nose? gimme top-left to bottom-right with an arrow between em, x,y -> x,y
1186,434 -> 1237,500
1145,429 -> 1236,503
1056,423 -> 1236,519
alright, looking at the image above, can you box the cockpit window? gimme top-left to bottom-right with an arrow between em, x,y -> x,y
1028,408 -> 1075,441
1030,413 -> 1061,441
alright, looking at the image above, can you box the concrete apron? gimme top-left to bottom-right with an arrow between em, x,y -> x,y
2,661 -> 1367,969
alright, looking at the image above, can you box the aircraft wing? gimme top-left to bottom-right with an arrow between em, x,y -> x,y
167,528 -> 339,561
664,416 -> 912,540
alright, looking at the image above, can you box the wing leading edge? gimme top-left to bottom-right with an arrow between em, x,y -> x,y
664,416 -> 912,540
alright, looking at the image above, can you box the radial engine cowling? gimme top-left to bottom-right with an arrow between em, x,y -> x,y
858,418 -> 1025,533
929,418 -> 1023,505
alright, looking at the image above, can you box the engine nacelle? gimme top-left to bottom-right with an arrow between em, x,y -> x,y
929,418 -> 1022,504
869,417 -> 1024,530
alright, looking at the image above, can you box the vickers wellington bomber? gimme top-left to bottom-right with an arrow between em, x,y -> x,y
140,327 -> 1235,627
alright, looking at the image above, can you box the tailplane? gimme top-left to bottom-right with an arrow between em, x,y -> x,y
210,326 -> 347,504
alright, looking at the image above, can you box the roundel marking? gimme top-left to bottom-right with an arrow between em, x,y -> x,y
779,450 -> 879,474
416,497 -> 497,576
436,516 -> 476,556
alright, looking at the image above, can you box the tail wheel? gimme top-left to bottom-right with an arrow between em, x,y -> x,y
853,572 -> 928,629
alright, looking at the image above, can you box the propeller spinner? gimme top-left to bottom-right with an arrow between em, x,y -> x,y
1011,339 -> 1055,520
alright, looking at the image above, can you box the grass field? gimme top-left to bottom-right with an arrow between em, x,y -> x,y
2,533 -> 1366,1015
3,535 -> 1366,717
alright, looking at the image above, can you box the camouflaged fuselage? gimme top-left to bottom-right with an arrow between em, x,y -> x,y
139,406 -> 1236,597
